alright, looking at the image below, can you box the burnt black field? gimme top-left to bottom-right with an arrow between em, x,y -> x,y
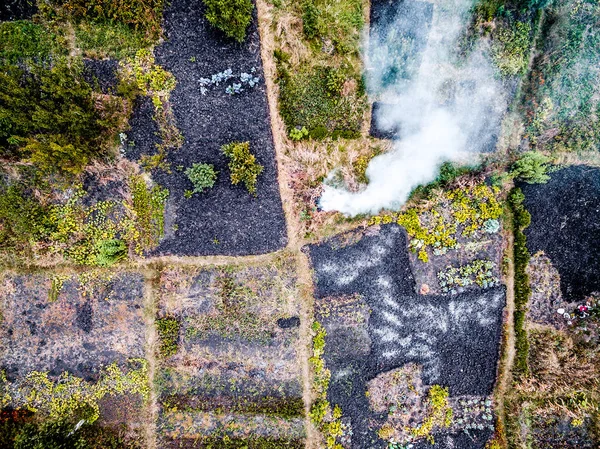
308,225 -> 504,449
127,0 -> 287,256
0,0 -> 36,21
520,165 -> 600,302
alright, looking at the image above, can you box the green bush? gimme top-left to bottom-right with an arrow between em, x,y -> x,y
510,151 -> 551,184
302,1 -> 320,39
492,19 -> 533,77
0,58 -> 126,175
74,20 -> 147,59
202,0 -> 254,43
185,163 -> 218,194
156,316 -> 181,358
221,141 -> 263,195
95,239 -> 128,266
0,182 -> 49,253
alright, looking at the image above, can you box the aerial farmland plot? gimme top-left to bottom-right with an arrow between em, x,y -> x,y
1,0 -> 600,448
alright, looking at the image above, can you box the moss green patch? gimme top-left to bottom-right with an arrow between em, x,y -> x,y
75,21 -> 148,59
0,21 -> 63,64
156,317 -> 181,358
277,65 -> 365,139
509,187 -> 531,377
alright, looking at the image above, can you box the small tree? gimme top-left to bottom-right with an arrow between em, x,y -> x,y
185,163 -> 218,194
221,141 -> 263,195
202,0 -> 254,43
510,151 -> 552,184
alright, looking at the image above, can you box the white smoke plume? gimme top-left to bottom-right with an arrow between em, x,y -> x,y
320,0 -> 507,216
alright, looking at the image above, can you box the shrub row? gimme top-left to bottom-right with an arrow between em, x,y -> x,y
509,187 -> 532,377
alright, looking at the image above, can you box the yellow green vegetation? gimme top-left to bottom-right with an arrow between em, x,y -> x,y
308,322 -> 345,449
156,316 -> 181,358
120,48 -> 182,152
221,141 -> 263,195
370,184 -> 502,262
0,360 -> 150,423
437,259 -> 500,293
0,175 -> 167,264
409,385 -> 452,444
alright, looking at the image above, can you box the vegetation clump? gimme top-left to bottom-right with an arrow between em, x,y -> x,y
0,58 -> 126,175
1,360 -> 150,423
185,163 -> 218,194
509,187 -> 532,376
221,141 -> 263,195
42,0 -> 166,43
202,0 -> 254,43
437,259 -> 500,294
510,151 -> 551,184
372,184 -> 502,262
277,65 -> 365,140
156,316 -> 181,358
409,385 -> 452,444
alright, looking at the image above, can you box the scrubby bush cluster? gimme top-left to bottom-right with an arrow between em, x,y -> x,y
221,141 -> 263,195
308,321 -> 346,449
202,0 -> 254,43
510,151 -> 552,184
0,58 -> 126,175
42,0 -> 165,42
301,0 -> 364,55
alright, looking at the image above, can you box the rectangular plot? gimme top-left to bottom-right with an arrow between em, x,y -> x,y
155,260 -> 304,444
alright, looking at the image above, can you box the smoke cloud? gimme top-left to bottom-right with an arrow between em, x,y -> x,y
320,0 -> 508,216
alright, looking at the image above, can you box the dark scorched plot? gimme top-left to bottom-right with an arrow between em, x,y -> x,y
0,0 -> 36,21
520,165 -> 600,302
0,273 -> 146,381
127,0 -> 287,256
308,225 -> 505,449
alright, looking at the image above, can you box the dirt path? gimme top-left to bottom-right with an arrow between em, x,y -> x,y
255,0 -> 319,446
142,270 -> 160,449
494,218 -> 516,448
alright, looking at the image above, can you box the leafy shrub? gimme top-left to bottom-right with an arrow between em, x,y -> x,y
510,151 -> 551,184
129,176 -> 169,253
221,141 -> 263,195
14,421 -> 87,449
95,239 -> 128,266
289,126 -> 308,141
309,125 -> 328,140
0,58 -> 126,175
302,1 -> 320,39
185,163 -> 218,194
156,316 -> 180,358
74,20 -> 147,59
202,0 -> 254,43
